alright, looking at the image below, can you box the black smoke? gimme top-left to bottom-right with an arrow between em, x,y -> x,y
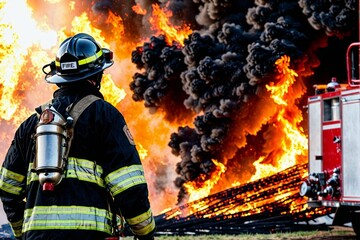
129,0 -> 358,204
130,35 -> 194,122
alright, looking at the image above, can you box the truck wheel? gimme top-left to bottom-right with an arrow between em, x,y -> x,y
351,211 -> 360,235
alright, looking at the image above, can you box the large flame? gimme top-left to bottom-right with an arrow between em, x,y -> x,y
149,3 -> 192,45
0,0 -> 57,124
250,55 -> 307,182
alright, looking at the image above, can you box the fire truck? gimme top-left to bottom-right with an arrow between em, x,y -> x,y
299,42 -> 360,235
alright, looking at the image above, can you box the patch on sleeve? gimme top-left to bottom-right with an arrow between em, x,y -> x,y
123,125 -> 135,145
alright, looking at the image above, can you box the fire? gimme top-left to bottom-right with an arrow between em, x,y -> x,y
105,10 -> 125,38
149,4 -> 192,45
132,3 -> 147,15
163,163 -> 320,223
66,13 -> 104,43
184,159 -> 226,203
250,55 -> 307,181
266,55 -> 298,106
0,0 -> 57,124
137,143 -> 148,160
100,74 -> 126,106
69,1 -> 75,10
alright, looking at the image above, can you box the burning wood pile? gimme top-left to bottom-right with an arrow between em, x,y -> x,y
151,163 -> 333,235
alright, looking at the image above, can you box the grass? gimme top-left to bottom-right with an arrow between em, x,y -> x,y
119,226 -> 356,239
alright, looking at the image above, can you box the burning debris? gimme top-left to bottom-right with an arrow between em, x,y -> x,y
123,163 -> 334,236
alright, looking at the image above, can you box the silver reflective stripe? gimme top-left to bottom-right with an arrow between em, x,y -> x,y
66,157 -> 104,187
105,165 -> 146,196
126,208 -> 152,225
128,216 -> 155,236
126,208 -> 155,235
0,167 -> 25,195
27,158 -> 105,188
23,206 -> 112,234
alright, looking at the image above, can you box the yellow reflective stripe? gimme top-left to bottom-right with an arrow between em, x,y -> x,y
27,158 -> 105,188
106,165 -> 144,182
78,50 -> 103,65
105,165 -> 146,196
10,219 -> 23,237
114,175 -> 146,196
0,167 -> 25,195
126,209 -> 152,225
0,181 -> 22,195
27,163 -> 37,186
55,50 -> 103,67
126,209 -> 155,236
0,168 -> 25,182
130,217 -> 156,236
23,206 -> 112,234
66,157 -> 104,187
27,171 -> 38,185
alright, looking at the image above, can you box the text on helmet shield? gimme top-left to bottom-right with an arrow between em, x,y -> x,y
61,62 -> 77,70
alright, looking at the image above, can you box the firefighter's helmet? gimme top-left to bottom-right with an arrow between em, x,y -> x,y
43,33 -> 114,84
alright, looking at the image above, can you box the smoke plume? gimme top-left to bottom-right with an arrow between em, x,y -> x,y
128,0 -> 357,204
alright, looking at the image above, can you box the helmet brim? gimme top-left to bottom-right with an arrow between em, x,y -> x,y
45,61 -> 114,84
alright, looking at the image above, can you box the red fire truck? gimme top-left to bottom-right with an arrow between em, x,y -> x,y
300,42 -> 360,235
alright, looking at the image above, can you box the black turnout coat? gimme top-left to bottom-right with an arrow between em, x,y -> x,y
0,83 -> 156,240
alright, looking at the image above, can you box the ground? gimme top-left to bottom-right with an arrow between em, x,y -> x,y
120,226 -> 357,239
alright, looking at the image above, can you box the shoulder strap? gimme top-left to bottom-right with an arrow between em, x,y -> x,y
64,95 -> 101,163
68,94 -> 101,127
37,95 -> 101,121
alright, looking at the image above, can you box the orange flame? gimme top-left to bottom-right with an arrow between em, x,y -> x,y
149,4 -> 192,45
101,74 -> 126,106
69,1 -> 75,10
184,159 -> 226,203
0,0 -> 57,124
250,55 -> 307,182
164,164 -> 313,221
132,3 -> 147,15
105,10 -> 125,38
137,143 -> 148,160
266,55 -> 298,106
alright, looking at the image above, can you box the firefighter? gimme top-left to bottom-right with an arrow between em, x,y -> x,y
0,33 -> 156,240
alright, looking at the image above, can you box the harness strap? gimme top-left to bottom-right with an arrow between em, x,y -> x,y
64,95 -> 101,160
68,94 -> 101,127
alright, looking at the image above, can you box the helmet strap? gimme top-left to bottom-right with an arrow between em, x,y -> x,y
92,71 -> 103,90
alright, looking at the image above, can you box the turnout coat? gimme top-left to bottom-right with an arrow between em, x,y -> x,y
0,84 -> 156,240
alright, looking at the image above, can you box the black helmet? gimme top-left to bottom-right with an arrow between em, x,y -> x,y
43,33 -> 114,84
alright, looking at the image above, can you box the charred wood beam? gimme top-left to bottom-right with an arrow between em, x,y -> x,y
127,164 -> 334,236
